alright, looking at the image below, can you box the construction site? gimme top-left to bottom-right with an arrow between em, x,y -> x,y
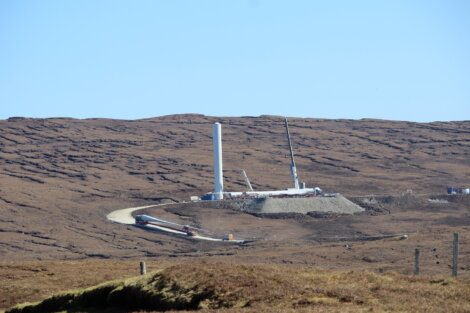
2,0 -> 470,310
1,115 -> 469,313
107,118 -> 368,243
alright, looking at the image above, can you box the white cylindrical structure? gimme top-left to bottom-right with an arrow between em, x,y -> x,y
213,122 -> 224,200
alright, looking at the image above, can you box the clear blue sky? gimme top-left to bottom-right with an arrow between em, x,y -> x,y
1,1 -> 469,121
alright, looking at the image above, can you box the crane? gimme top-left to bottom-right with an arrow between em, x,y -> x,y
285,117 -> 300,189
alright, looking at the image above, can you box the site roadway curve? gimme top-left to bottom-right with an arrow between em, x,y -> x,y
106,203 -> 246,243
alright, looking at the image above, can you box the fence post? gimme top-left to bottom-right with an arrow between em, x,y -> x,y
140,261 -> 147,275
414,248 -> 420,275
452,233 -> 459,277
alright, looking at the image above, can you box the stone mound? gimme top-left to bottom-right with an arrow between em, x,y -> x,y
233,194 -> 364,215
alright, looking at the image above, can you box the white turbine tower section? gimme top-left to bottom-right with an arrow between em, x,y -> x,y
213,122 -> 224,200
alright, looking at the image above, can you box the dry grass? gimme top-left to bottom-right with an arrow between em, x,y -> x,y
0,259 -> 173,310
5,262 -> 470,313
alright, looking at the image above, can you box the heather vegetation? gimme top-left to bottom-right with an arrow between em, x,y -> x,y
6,263 -> 470,313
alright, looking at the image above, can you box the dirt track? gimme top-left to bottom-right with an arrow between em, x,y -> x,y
108,204 -> 246,243
107,205 -> 158,224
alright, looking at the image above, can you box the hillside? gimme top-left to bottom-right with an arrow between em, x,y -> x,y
1,115 -> 469,311
6,262 -> 470,313
0,115 -> 469,260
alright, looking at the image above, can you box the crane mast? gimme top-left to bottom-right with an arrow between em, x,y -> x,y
284,117 -> 300,189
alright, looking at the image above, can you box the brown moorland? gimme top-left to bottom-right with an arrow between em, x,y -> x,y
5,262 -> 470,313
0,115 -> 469,311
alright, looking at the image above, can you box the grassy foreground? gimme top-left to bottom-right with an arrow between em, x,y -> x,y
6,262 -> 470,313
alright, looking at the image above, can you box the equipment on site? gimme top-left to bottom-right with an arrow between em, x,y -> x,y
134,214 -> 247,243
223,233 -> 234,241
241,169 -> 254,191
203,118 -> 323,200
284,117 -> 300,190
135,214 -> 200,237
447,187 -> 470,195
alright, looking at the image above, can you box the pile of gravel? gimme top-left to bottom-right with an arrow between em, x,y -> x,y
236,194 -> 364,215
